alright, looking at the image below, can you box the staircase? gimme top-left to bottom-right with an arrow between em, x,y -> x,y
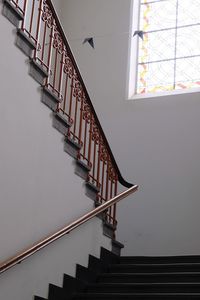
1,0 -> 134,241
2,2 -> 200,300
34,249 -> 200,299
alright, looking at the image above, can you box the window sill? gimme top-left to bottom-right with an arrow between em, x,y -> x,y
128,87 -> 200,100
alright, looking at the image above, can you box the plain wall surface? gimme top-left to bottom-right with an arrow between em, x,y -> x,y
60,0 -> 200,256
0,3 -> 111,300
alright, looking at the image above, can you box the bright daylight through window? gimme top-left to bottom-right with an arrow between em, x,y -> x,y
129,0 -> 200,98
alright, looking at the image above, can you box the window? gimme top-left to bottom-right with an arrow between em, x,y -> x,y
129,0 -> 200,98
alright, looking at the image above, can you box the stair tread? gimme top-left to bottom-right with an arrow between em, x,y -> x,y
76,292 -> 200,295
121,256 -> 200,259
90,282 -> 200,286
100,271 -> 200,276
111,263 -> 200,266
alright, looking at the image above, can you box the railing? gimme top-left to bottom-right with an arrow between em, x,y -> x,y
8,0 -> 133,230
0,185 -> 138,275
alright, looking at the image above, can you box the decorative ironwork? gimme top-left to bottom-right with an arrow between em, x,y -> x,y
41,0 -> 54,28
99,144 -> 108,162
82,101 -> 93,124
73,80 -> 83,101
91,123 -> 101,144
63,55 -> 74,78
53,27 -> 64,53
107,162 -> 117,182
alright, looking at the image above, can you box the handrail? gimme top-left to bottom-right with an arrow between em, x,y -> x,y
0,185 -> 138,275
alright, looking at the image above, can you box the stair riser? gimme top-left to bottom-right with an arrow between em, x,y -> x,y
120,257 -> 200,264
74,295 -> 200,300
109,265 -> 200,273
87,285 -> 200,293
98,274 -> 200,283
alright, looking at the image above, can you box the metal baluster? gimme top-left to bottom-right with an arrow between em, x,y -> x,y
78,91 -> 84,145
46,23 -> 54,85
58,48 -> 64,100
68,72 -> 74,117
52,48 -> 58,92
21,0 -> 27,29
92,140 -> 97,184
29,0 -> 35,37
63,73 -> 69,113
73,91 -> 78,137
34,0 -> 43,60
83,116 -> 88,158
87,116 -> 93,167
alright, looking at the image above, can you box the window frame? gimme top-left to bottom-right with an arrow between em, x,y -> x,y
127,0 -> 200,100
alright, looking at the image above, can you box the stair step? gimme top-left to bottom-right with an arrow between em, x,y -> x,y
120,256 -> 200,264
109,263 -> 200,273
98,272 -> 200,283
16,29 -> 36,58
42,86 -> 62,112
2,0 -> 24,27
87,282 -> 200,293
73,292 -> 200,299
29,59 -> 48,86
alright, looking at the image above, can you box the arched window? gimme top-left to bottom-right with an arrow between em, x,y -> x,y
129,0 -> 200,98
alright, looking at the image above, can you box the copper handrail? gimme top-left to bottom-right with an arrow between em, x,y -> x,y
0,185 -> 138,275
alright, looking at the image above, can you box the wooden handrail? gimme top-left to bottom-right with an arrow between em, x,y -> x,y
0,185 -> 138,275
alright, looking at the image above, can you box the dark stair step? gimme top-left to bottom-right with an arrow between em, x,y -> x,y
86,282 -> 200,293
98,272 -> 200,283
109,263 -> 200,273
120,255 -> 200,264
73,292 -> 200,300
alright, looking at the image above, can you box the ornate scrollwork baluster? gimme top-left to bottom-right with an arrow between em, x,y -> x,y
42,0 -> 54,28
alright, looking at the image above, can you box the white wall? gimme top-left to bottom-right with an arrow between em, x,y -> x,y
60,0 -> 200,256
0,3 -> 111,300
52,0 -> 62,18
